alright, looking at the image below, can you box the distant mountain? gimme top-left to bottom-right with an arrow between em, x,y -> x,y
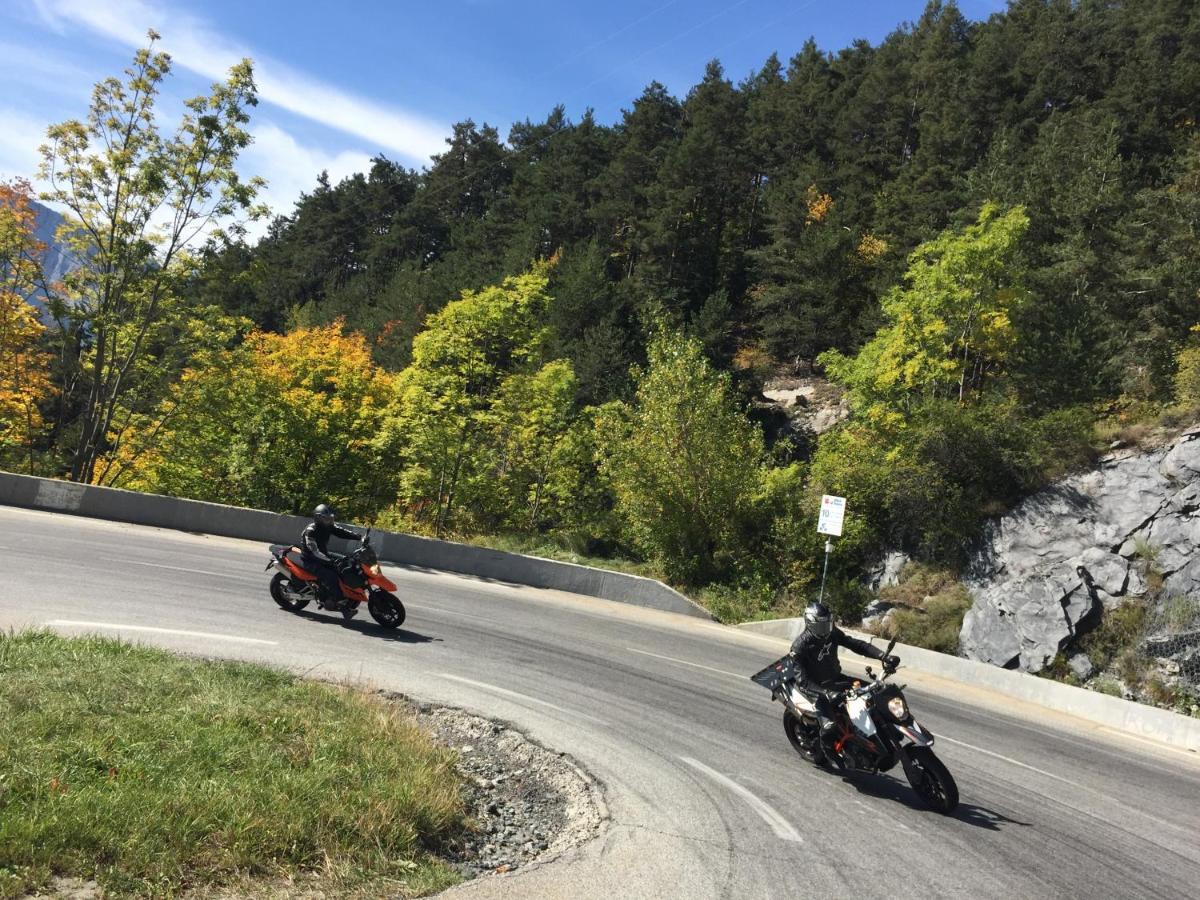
32,200 -> 77,285
27,200 -> 80,320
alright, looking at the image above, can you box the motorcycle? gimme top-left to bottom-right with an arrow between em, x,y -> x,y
751,638 -> 958,813
265,529 -> 406,628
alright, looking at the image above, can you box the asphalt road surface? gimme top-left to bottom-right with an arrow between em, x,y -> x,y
2,505 -> 1199,899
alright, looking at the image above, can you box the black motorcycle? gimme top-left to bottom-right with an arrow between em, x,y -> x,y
752,638 -> 959,813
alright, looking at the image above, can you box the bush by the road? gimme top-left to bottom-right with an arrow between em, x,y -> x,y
0,632 -> 465,898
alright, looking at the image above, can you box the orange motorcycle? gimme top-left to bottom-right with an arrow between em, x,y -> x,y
265,530 -> 406,628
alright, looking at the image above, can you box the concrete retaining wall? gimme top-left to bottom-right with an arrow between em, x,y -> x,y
738,617 -> 1200,753
0,471 -> 711,620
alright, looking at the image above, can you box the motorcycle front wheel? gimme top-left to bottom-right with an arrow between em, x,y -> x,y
904,747 -> 959,813
367,590 -> 406,629
270,572 -> 311,612
783,709 -> 828,767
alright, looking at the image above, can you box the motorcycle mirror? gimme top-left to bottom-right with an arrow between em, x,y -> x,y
865,665 -> 875,679
885,637 -> 897,655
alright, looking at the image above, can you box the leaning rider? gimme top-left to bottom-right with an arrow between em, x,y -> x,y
789,601 -> 900,748
300,503 -> 361,619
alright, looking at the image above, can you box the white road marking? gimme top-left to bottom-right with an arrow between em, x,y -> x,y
48,620 -> 278,646
439,673 -> 609,725
937,735 -> 1080,787
625,647 -> 746,681
680,756 -> 803,843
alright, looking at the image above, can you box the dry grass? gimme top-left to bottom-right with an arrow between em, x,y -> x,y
871,564 -> 973,654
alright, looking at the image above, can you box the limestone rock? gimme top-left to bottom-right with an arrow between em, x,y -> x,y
961,428 -> 1200,673
865,551 -> 910,592
1068,652 -> 1096,682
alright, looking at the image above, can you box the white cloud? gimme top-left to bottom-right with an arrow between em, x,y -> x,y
0,107 -> 50,182
0,40 -> 95,94
243,122 -> 373,235
33,0 -> 448,165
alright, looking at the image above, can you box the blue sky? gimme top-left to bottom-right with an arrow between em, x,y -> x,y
2,0 -> 1005,230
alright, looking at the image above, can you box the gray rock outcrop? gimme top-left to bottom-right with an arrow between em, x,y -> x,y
961,426 -> 1200,672
761,375 -> 850,436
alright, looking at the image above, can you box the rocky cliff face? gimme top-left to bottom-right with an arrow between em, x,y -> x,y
961,425 -> 1200,673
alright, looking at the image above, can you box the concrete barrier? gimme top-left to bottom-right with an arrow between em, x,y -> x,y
0,471 -> 711,620
738,617 -> 1200,753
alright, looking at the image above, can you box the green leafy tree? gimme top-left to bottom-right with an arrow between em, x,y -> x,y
39,31 -> 264,483
820,203 -> 1029,411
484,359 -> 586,531
379,264 -> 588,536
595,329 -> 765,584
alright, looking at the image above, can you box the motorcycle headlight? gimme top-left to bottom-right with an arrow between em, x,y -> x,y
887,697 -> 908,720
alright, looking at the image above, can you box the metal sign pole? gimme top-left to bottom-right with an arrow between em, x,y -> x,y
818,539 -> 833,603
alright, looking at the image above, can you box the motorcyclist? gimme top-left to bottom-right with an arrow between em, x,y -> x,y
789,600 -> 900,749
300,503 -> 361,619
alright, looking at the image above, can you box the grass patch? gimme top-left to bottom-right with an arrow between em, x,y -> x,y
1078,600 -> 1149,672
871,564 -> 973,654
696,580 -> 783,624
0,631 -> 466,898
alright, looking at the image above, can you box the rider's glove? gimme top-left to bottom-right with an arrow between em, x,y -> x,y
884,654 -> 901,670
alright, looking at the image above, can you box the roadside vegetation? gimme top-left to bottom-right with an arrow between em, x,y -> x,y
0,631 -> 466,898
866,565 -> 974,655
3,3 -> 1200,626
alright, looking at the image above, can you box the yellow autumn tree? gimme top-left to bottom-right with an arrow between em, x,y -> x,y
112,322 -> 395,517
0,180 -> 55,471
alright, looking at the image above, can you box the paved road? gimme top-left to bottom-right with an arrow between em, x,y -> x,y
2,505 -> 1199,899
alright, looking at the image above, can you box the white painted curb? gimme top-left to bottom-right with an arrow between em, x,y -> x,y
0,471 -> 711,620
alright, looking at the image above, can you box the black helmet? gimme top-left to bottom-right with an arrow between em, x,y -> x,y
804,601 -> 833,639
313,503 -> 336,526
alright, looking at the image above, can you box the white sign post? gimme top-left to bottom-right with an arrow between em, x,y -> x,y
816,495 -> 846,604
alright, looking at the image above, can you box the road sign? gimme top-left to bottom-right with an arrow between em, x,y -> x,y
818,494 -> 846,537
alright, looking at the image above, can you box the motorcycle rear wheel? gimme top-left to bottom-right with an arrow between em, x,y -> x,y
904,748 -> 959,814
783,709 -> 828,767
367,590 -> 406,629
270,572 -> 311,611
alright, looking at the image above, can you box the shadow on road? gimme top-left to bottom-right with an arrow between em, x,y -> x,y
290,609 -> 441,644
846,773 -> 1032,829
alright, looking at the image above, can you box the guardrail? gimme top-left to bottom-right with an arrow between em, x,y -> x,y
0,471 -> 711,620
738,618 -> 1200,753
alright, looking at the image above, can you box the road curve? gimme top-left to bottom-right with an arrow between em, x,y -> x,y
2,505 -> 1199,899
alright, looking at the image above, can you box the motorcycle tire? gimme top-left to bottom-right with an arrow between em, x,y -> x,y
904,747 -> 959,814
783,709 -> 828,768
367,590 -> 406,629
270,572 -> 310,612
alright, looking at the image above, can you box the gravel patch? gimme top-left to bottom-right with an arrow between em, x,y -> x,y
391,695 -> 607,879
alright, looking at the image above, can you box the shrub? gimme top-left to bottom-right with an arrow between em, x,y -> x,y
873,564 -> 973,654
1080,600 -> 1148,670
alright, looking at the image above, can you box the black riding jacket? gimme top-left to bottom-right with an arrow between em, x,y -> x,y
789,625 -> 885,689
300,521 -> 359,563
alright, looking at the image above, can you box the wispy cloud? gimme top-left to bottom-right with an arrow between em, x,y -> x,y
0,39 -> 95,94
0,107 -> 51,182
33,0 -> 448,165
244,122 -> 373,229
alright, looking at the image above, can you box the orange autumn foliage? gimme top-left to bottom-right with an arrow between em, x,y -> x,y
0,180 -> 55,463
